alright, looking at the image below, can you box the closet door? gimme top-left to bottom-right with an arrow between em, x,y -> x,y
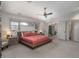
57,21 -> 66,40
73,21 -> 79,42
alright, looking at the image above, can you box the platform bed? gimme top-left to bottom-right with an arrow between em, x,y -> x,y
19,39 -> 52,49
18,32 -> 52,49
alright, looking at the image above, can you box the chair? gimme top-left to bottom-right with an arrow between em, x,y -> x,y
2,38 -> 8,48
1,31 -> 9,48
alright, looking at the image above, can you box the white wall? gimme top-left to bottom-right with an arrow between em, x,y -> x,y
1,16 -> 11,39
38,22 -> 44,33
1,17 -> 11,34
38,22 -> 49,35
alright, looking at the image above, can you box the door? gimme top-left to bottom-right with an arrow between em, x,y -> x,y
48,25 -> 53,36
72,21 -> 79,42
56,21 -> 66,40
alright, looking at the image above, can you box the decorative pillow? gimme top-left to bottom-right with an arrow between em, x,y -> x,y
21,32 -> 39,37
22,32 -> 31,37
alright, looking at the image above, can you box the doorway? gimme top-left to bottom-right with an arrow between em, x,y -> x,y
48,25 -> 53,36
70,20 -> 79,42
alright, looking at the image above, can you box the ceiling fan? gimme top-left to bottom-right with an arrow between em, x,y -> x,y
38,7 -> 53,18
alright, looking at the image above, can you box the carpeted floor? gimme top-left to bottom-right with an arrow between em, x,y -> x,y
2,39 -> 79,58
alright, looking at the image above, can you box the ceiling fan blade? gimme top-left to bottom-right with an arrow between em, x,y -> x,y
36,7 -> 53,18
47,13 -> 53,15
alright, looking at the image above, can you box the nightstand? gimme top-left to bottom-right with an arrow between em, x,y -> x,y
8,37 -> 18,46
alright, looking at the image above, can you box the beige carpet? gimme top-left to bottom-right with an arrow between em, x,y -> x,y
2,39 -> 79,58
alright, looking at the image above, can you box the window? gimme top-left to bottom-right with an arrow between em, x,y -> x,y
11,22 -> 18,26
20,22 -> 28,31
20,22 -> 28,26
11,22 -> 19,31
10,21 -> 35,33
10,21 -> 19,37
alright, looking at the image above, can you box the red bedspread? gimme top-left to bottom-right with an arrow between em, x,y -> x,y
21,35 -> 49,45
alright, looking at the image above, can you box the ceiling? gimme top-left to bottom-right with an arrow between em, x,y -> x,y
1,1 -> 79,22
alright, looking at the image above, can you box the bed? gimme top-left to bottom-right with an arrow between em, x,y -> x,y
18,32 -> 52,48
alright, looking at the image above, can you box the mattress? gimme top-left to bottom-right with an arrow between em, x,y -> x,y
21,35 -> 49,45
